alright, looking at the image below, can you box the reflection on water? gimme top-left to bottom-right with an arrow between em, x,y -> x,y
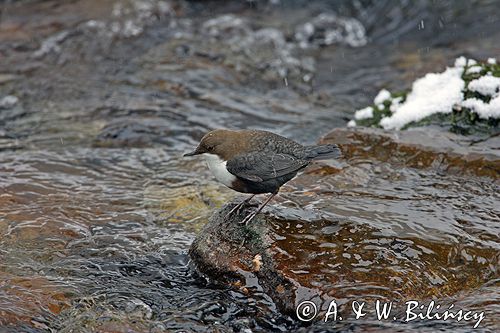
0,0 -> 499,331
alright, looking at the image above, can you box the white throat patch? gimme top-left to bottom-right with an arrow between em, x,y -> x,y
203,153 -> 237,188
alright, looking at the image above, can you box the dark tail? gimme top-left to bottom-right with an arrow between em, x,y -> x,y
304,144 -> 342,160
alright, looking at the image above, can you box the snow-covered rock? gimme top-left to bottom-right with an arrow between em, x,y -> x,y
350,56 -> 499,131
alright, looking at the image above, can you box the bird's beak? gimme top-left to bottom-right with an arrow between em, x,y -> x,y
184,149 -> 201,157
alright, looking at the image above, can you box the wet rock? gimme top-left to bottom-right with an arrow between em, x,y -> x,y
190,200 -> 498,322
190,126 -> 499,326
321,127 -> 500,178
189,203 -> 296,316
143,184 -> 235,229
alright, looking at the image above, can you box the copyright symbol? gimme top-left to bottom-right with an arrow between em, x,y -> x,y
296,300 -> 318,322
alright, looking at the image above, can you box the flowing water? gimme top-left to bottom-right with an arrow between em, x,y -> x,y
0,0 -> 499,332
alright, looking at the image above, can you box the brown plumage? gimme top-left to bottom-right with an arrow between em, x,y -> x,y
184,129 -> 341,224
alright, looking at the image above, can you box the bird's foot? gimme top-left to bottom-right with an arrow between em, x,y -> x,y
238,192 -> 276,225
225,195 -> 256,219
225,202 -> 244,219
239,211 -> 257,225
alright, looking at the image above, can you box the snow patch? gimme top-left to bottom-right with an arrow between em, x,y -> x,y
390,96 -> 404,112
454,56 -> 467,68
461,96 -> 500,119
354,106 -> 373,120
466,66 -> 482,74
350,56 -> 499,130
467,75 -> 500,96
374,89 -> 391,105
380,67 -> 464,130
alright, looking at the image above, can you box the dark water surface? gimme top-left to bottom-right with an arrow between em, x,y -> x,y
0,0 -> 499,332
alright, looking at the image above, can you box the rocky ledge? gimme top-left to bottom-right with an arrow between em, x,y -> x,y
189,127 -> 499,329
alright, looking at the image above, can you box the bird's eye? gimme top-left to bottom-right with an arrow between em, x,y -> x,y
207,146 -> 214,151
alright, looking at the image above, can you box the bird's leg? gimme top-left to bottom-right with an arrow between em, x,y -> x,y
240,192 -> 277,225
226,194 -> 256,218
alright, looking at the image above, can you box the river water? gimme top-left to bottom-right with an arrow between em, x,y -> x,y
0,0 -> 499,332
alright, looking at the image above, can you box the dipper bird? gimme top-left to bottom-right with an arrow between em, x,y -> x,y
184,129 -> 341,225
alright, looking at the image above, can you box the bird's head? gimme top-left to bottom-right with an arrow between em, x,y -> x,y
184,129 -> 237,160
